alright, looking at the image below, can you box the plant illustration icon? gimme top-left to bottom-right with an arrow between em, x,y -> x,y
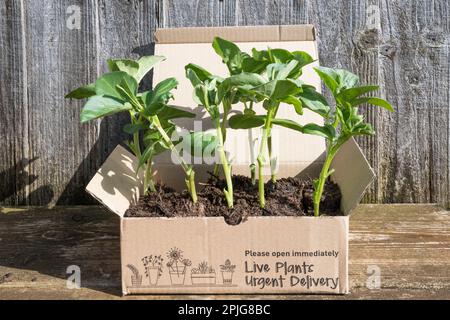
166,247 -> 191,285
220,259 -> 236,285
142,255 -> 164,286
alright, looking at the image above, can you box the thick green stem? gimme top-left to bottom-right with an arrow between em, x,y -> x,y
268,133 -> 276,183
216,122 -> 233,208
187,170 -> 197,203
151,116 -> 197,203
313,146 -> 337,217
130,113 -> 142,159
246,102 -> 257,185
257,108 -> 274,208
248,128 -> 256,185
250,164 -> 256,185
144,159 -> 156,195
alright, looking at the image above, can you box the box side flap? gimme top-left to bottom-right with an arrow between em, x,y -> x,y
86,145 -> 143,217
331,138 -> 375,215
155,25 -> 315,43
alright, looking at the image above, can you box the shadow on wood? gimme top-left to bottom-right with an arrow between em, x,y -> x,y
0,206 -> 122,296
0,157 -> 54,206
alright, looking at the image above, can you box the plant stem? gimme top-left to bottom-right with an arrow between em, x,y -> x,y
151,115 -> 198,203
257,107 -> 275,208
247,102 -> 257,185
268,133 -> 276,183
144,158 -> 156,194
215,120 -> 233,208
313,145 -> 337,217
214,100 -> 231,178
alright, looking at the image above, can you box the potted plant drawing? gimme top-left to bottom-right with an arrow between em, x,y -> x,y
142,255 -> 163,286
126,264 -> 142,287
191,261 -> 216,285
220,259 -> 236,285
166,248 -> 191,285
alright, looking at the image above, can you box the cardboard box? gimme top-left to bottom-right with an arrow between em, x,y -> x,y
86,25 -> 375,295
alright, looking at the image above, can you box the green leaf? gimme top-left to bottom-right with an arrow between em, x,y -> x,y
152,77 -> 178,102
123,123 -> 146,134
242,56 -> 269,73
267,60 -> 299,80
292,51 -> 315,68
95,71 -> 137,100
280,95 -> 303,115
337,85 -> 379,102
314,67 -> 339,94
65,84 -> 96,99
271,118 -> 303,132
80,95 -> 132,123
185,63 -> 213,83
212,37 -> 243,74
335,69 -> 360,89
143,77 -> 178,115
135,55 -> 166,83
301,123 -> 336,140
107,59 -> 139,78
159,105 -> 196,120
314,67 -> 360,95
268,48 -> 293,63
270,79 -> 302,100
351,97 -> 394,112
297,86 -> 330,117
218,72 -> 267,101
229,114 -> 265,129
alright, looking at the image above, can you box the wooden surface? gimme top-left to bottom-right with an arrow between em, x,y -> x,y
0,204 -> 448,300
0,0 -> 449,208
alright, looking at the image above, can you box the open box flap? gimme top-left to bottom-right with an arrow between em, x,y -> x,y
331,138 -> 375,215
86,145 -> 143,217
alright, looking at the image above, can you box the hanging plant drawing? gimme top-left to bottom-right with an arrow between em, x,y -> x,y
142,255 -> 164,286
166,247 -> 191,286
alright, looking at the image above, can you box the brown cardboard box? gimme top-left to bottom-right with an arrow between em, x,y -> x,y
86,25 -> 375,295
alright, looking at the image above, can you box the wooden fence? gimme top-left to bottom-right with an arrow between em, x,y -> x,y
0,0 -> 448,207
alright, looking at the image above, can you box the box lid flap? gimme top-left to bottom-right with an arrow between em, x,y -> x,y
86,145 -> 143,217
154,25 -> 316,43
331,138 -> 375,215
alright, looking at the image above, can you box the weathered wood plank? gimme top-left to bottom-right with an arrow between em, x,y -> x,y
0,204 -> 448,299
22,0 -> 99,205
157,0 -> 237,28
0,0 -> 29,206
378,0 -> 450,206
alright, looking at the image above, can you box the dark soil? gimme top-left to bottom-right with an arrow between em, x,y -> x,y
124,175 -> 342,225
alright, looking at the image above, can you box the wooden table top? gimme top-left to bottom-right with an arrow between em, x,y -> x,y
0,204 -> 448,300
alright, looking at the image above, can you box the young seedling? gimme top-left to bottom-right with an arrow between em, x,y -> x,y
66,56 -> 198,202
279,66 -> 393,216
229,47 -> 314,208
212,37 -> 266,184
184,64 -> 233,207
185,58 -> 266,208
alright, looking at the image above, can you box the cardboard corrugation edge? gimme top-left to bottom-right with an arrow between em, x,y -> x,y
154,25 -> 315,43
